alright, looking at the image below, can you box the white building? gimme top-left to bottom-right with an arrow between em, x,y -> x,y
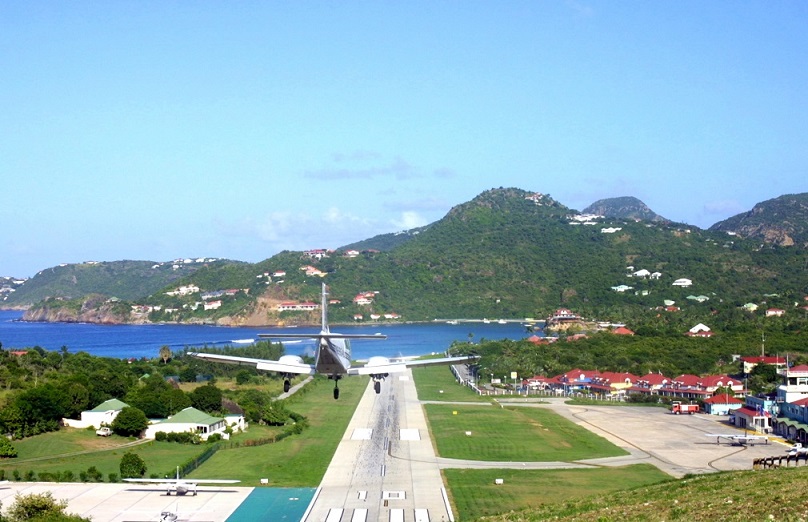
144,407 -> 235,441
62,399 -> 130,429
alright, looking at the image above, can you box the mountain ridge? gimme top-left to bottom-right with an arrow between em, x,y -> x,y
5,188 -> 807,326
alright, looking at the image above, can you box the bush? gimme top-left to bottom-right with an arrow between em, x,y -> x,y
4,491 -> 91,521
111,407 -> 149,437
119,452 -> 147,479
108,473 -> 118,483
86,466 -> 103,482
154,431 -> 167,442
0,436 -> 18,458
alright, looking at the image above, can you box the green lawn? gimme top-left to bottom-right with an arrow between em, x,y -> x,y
412,364 -> 491,402
3,432 -> 206,481
425,404 -> 628,462
444,464 -> 671,520
189,375 -> 368,486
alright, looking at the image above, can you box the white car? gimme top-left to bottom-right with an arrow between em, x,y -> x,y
96,427 -> 112,437
787,443 -> 807,456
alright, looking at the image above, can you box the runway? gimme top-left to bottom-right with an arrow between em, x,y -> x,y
302,371 -> 452,522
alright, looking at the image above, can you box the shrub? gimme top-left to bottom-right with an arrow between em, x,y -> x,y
119,451 -> 147,479
86,466 -> 103,482
0,436 -> 18,458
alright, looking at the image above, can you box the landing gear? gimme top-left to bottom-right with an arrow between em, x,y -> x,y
371,373 -> 388,394
331,375 -> 342,399
283,379 -> 291,393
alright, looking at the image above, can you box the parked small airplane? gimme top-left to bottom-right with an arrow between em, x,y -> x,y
122,467 -> 239,496
705,433 -> 769,446
190,283 -> 479,399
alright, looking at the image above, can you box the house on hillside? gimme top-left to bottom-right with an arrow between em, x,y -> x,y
686,323 -> 714,337
611,326 -> 635,335
672,278 -> 693,287
63,399 -> 130,429
741,355 -> 786,375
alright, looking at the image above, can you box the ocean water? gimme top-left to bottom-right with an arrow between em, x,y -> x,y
0,310 -> 537,361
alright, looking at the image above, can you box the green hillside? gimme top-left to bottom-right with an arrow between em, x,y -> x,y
710,192 -> 808,247
11,188 -> 808,325
481,466 -> 808,522
3,259 -> 247,308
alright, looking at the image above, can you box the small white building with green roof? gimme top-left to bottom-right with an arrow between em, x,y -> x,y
63,398 -> 130,429
144,407 -> 229,441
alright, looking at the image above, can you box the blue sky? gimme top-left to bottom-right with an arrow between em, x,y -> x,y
2,2 -> 807,277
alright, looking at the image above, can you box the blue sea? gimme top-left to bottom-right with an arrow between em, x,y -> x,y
0,310 -> 538,361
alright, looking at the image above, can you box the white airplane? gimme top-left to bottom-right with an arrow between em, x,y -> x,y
705,433 -> 769,446
190,283 -> 479,399
122,467 -> 240,496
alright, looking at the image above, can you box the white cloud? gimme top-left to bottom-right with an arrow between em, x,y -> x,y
391,211 -> 428,230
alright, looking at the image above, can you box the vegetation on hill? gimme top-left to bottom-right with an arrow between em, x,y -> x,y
710,192 -> 808,247
582,195 -> 668,222
481,466 -> 808,522
9,188 -> 808,328
3,258 -> 247,308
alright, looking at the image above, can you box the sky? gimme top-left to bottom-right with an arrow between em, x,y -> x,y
2,2 -> 807,277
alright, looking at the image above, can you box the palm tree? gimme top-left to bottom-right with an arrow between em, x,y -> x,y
159,345 -> 171,364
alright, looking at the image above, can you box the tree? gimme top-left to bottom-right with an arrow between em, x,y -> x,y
3,491 -> 90,521
110,407 -> 148,437
159,345 -> 172,364
119,451 -> 147,479
0,437 -> 17,458
190,382 -> 222,413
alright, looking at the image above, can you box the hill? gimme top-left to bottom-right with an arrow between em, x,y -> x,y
482,466 -> 808,521
709,192 -> 808,247
11,188 -> 808,325
340,225 -> 429,252
3,258 -> 247,308
582,196 -> 668,222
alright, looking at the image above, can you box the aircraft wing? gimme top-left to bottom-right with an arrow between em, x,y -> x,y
122,478 -> 240,484
348,354 -> 478,376
258,333 -> 387,340
187,352 -> 316,375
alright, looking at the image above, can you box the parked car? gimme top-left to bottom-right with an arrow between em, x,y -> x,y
96,427 -> 112,437
787,443 -> 807,456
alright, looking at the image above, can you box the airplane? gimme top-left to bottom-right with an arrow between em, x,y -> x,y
705,433 -> 769,446
122,467 -> 240,496
189,283 -> 479,399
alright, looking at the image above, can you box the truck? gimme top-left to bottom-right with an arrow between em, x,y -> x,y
96,427 -> 112,437
670,402 -> 699,415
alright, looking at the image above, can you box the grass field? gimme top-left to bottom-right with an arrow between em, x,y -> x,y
412,364 -> 491,402
445,464 -> 671,519
3,376 -> 363,486
188,375 -> 368,486
425,403 -> 628,462
3,430 -> 206,481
